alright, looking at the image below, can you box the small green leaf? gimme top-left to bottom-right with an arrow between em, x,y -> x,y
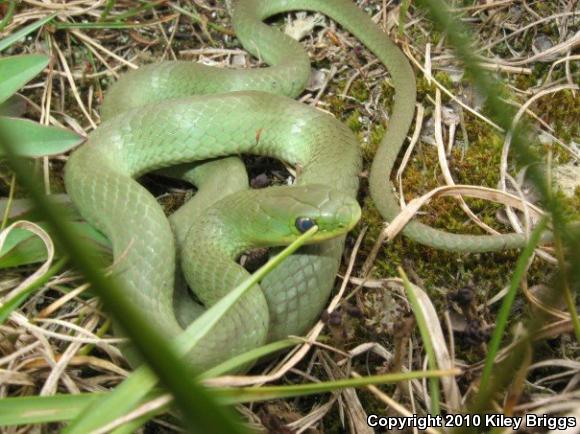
0,117 -> 83,157
0,55 -> 49,104
0,226 -> 35,255
0,13 -> 56,52
0,226 -> 42,267
0,221 -> 110,269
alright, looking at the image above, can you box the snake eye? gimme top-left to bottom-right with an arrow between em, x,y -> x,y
295,217 -> 316,233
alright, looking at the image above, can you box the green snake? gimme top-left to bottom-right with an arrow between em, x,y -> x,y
64,0 -> 535,371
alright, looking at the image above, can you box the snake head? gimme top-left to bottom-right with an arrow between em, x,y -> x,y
245,184 -> 361,246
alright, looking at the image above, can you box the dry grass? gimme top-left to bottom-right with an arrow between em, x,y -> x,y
0,0 -> 579,432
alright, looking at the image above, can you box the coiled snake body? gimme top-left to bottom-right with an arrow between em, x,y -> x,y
65,0 -> 534,371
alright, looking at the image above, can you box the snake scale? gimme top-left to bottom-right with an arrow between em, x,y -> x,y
64,0 -> 535,371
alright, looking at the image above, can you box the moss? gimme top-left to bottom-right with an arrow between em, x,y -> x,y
513,73 -> 537,92
345,109 -> 363,133
327,77 -> 390,163
380,80 -> 396,106
327,95 -> 346,116
555,188 -> 580,223
347,92 -> 558,362
367,124 -> 386,157
534,1 -> 553,16
532,89 -> 579,144
415,71 -> 453,104
434,71 -> 454,93
349,78 -> 370,101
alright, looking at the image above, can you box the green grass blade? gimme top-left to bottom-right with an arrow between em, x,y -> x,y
398,267 -> 440,414
200,338 -> 299,379
168,3 -> 232,35
63,227 -> 318,434
0,0 -> 16,32
398,0 -> 411,36
0,393 -> 101,426
216,369 -> 458,404
0,14 -> 56,52
0,134 -> 249,434
0,368 -> 457,426
78,339 -> 302,434
54,21 -> 162,30
62,366 -> 158,434
0,117 -> 82,157
105,339 -> 303,434
0,55 -> 49,104
477,219 -> 548,396
100,0 -> 117,21
90,368 -> 460,432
